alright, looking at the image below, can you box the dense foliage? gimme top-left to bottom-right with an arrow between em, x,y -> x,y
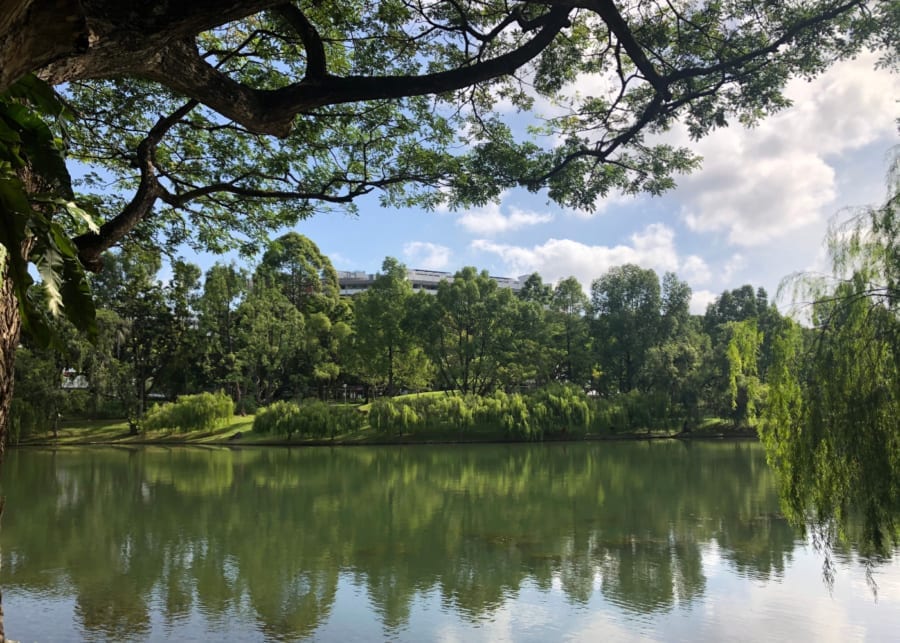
143,392 -> 234,433
253,399 -> 364,440
13,232 -> 793,437
762,155 -> 900,559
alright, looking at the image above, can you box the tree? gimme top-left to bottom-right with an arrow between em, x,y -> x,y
518,273 -> 552,307
642,275 -> 707,428
591,264 -> 662,393
234,283 -> 306,405
90,248 -> 174,424
195,263 -> 248,407
257,233 -> 342,318
660,272 -> 692,340
349,257 -> 430,395
420,267 -> 518,395
642,318 -> 709,430
550,277 -> 590,385
763,154 -> 900,560
0,1 -> 894,455
157,260 -> 202,398
254,233 -> 349,398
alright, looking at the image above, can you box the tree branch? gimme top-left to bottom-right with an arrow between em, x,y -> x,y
275,3 -> 327,79
74,100 -> 198,270
587,0 -> 671,99
143,6 -> 571,137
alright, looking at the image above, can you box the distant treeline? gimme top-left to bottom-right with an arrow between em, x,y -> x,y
11,231 -> 797,438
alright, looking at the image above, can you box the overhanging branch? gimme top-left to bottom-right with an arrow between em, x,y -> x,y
144,6 -> 572,137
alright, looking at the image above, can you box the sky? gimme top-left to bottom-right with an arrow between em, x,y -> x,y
282,52 -> 898,314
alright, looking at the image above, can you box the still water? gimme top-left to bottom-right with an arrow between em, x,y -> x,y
1,442 -> 898,641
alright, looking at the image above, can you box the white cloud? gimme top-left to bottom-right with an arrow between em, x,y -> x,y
681,255 -> 712,285
722,254 -> 746,282
690,289 -> 717,315
672,53 -> 898,246
403,241 -> 452,270
457,201 -> 553,235
569,190 -> 637,218
470,223 -> 681,290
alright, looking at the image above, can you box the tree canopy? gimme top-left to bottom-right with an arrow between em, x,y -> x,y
2,1 -> 896,309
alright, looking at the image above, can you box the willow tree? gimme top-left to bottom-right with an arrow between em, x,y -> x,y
0,0 -> 896,451
763,154 -> 900,564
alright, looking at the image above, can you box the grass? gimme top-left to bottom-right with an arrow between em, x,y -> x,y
19,414 -> 382,446
356,390 -> 449,413
16,410 -> 756,448
23,416 -> 257,445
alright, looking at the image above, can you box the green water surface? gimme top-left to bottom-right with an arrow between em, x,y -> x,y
1,441 -> 898,641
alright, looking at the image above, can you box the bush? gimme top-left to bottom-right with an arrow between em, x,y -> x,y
144,391 -> 234,432
254,400 -> 366,439
366,387 -> 590,439
528,384 -> 591,437
253,400 -> 301,438
369,398 -> 424,435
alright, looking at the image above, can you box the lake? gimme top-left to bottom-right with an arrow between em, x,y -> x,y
1,441 -> 898,641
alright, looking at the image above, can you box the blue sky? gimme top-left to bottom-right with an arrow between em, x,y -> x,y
280,53 -> 897,314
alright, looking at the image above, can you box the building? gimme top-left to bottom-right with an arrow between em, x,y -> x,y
336,268 -> 529,296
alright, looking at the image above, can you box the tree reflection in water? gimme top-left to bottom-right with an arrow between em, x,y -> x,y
1,442 -> 803,638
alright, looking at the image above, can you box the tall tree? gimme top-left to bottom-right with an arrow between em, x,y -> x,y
257,233 -> 342,318
90,248 -> 174,422
551,276 -> 590,384
349,257 -> 428,395
195,263 -> 248,405
591,264 -> 662,393
253,233 -> 348,398
234,283 -> 306,405
421,267 -> 518,395
157,260 -> 202,398
518,273 -> 553,307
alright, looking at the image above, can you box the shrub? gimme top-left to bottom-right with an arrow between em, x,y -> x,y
330,405 -> 366,437
369,398 -> 424,435
296,399 -> 331,438
256,400 -> 367,439
528,384 -> 591,437
253,400 -> 301,438
8,398 -> 41,443
499,392 -> 534,440
144,391 -> 234,432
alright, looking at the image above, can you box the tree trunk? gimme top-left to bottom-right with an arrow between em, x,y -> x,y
0,254 -> 23,643
0,264 -> 20,462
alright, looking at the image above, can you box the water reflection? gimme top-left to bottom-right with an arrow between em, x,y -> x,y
0,442 -> 842,639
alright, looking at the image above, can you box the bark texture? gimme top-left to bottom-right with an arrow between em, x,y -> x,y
0,257 -> 22,643
0,271 -> 18,464
0,0 -> 88,91
0,0 -> 279,93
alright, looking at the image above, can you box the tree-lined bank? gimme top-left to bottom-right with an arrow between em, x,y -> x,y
11,232 -> 793,441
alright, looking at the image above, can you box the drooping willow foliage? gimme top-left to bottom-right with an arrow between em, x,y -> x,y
143,391 -> 234,432
764,153 -> 900,564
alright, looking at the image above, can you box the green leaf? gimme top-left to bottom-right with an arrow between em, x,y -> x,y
4,103 -> 73,197
31,195 -> 100,234
5,75 -> 69,119
49,222 -> 97,338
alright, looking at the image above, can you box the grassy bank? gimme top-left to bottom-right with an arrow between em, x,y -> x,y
16,413 -> 754,447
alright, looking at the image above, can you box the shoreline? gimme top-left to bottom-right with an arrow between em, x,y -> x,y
13,428 -> 759,449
